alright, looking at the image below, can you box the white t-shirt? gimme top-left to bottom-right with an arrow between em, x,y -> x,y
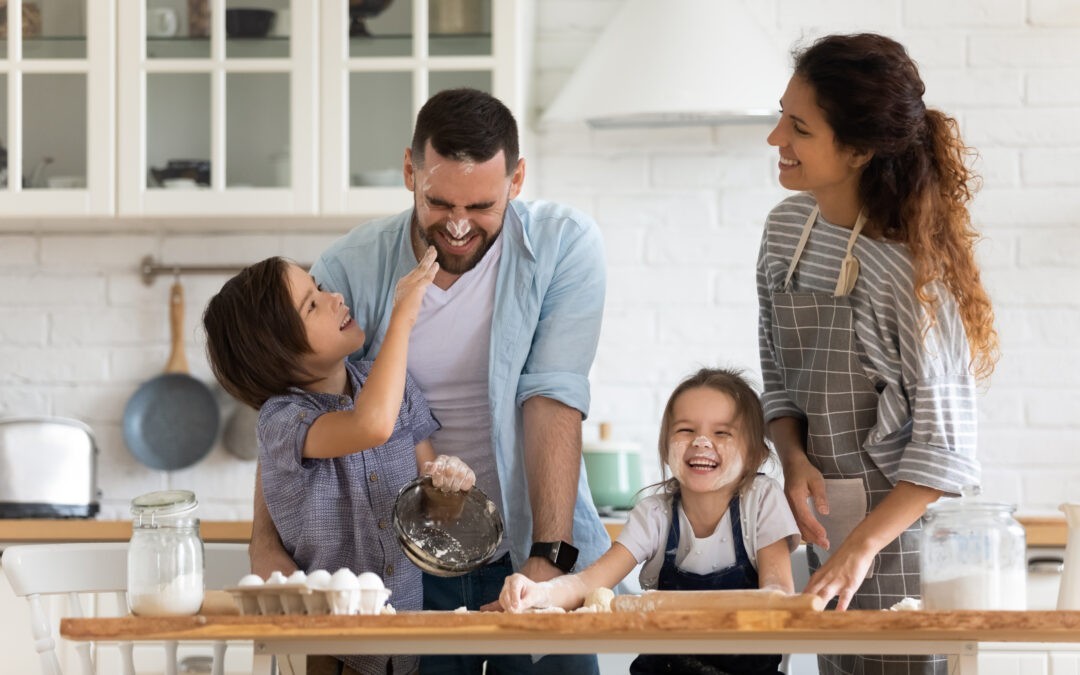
614,475 -> 800,590
408,236 -> 508,558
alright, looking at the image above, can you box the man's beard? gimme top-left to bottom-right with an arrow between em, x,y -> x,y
412,213 -> 503,275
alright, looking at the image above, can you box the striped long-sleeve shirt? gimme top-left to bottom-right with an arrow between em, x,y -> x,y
757,192 -> 980,495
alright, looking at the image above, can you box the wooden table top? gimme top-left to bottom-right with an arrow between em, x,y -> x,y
0,517 -> 1067,547
62,609 -> 1080,645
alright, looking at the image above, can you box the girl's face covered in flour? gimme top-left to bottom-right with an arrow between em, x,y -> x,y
665,386 -> 749,495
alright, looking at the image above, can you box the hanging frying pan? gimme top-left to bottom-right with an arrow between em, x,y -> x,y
123,280 -> 219,471
223,398 -> 260,461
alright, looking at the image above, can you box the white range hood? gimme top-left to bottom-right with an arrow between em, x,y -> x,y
541,0 -> 790,129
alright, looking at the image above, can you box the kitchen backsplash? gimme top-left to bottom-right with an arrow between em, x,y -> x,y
2,0 -> 1078,518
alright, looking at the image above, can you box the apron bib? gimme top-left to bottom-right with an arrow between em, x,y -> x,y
770,207 -> 945,675
629,493 -> 781,675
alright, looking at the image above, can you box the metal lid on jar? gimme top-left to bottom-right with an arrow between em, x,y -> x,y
130,490 -> 199,518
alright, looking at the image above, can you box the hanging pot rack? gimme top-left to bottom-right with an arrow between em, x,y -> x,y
139,255 -> 313,286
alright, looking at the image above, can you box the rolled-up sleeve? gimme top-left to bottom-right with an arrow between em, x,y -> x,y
893,284 -> 980,495
515,218 -> 605,417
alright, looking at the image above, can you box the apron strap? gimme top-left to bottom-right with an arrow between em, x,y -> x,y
834,210 -> 867,297
781,205 -> 868,297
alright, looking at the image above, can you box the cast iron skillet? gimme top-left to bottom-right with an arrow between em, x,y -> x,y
123,281 -> 219,471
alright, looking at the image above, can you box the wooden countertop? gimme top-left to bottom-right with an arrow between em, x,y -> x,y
0,516 -> 1067,547
0,520 -> 252,543
61,609 -> 1080,646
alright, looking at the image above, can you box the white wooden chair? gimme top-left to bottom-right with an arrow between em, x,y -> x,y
1,542 -> 250,675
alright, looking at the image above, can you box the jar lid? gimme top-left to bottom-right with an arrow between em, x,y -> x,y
130,490 -> 198,517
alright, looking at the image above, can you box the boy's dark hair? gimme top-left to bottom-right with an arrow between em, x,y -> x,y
203,257 -> 313,410
655,367 -> 771,497
410,88 -> 519,175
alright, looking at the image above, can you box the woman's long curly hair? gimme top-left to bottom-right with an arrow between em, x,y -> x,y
795,33 -> 999,379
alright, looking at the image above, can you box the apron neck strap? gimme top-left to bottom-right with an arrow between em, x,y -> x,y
782,205 -> 868,296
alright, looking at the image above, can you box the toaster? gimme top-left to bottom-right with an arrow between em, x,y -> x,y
0,417 -> 100,518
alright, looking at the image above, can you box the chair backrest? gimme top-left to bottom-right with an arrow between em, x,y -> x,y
2,542 -> 250,675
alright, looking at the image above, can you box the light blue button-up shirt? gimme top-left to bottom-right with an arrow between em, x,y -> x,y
311,199 -> 610,570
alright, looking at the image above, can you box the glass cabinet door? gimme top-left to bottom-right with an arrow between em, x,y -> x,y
0,0 -> 113,216
321,0 -> 527,216
118,0 -> 316,215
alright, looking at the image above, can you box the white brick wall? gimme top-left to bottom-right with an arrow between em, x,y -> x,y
0,0 -> 1076,517
534,0 -> 1080,508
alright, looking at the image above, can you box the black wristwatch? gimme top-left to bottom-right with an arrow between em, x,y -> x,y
529,540 -> 579,573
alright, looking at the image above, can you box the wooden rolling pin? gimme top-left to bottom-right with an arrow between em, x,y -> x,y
613,589 -> 825,612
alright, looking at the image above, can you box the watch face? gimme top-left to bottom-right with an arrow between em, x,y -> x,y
531,541 -> 578,573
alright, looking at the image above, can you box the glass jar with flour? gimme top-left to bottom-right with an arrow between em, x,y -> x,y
127,490 -> 205,616
921,490 -> 1026,610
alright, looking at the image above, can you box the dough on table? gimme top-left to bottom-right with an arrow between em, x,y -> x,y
581,587 -> 614,612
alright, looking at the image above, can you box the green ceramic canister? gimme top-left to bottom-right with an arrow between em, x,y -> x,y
583,423 -> 642,510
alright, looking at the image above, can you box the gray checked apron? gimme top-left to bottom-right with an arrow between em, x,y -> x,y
770,207 -> 946,675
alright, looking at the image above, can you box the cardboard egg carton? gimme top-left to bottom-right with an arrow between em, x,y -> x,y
224,583 -> 392,616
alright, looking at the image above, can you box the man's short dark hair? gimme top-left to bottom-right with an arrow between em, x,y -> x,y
410,88 -> 519,175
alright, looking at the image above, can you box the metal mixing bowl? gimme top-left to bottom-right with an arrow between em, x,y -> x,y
392,475 -> 503,577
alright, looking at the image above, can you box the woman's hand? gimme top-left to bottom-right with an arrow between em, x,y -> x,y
803,540 -> 876,611
499,573 -> 552,613
423,454 -> 476,493
782,452 -> 830,549
392,246 -> 438,324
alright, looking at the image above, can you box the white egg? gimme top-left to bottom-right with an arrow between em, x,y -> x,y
287,570 -> 307,584
238,574 -> 264,587
306,569 -> 332,590
356,572 -> 385,590
266,571 -> 288,585
329,567 -> 359,590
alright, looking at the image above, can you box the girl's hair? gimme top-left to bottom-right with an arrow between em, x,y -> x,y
794,33 -> 999,380
202,256 -> 315,410
655,367 -> 770,498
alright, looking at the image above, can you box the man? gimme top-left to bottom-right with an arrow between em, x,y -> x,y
250,88 -> 608,674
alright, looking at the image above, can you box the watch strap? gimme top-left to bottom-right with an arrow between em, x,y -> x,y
529,540 -> 579,573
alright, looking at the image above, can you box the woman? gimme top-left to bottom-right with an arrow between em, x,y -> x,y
757,33 -> 999,674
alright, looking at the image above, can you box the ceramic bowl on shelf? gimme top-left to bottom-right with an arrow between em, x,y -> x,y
224,8 -> 275,38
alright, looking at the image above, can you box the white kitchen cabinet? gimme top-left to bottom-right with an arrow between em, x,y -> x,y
0,0 -> 115,216
1,0 -> 531,219
319,0 -> 533,216
117,0 -> 318,216
111,0 -> 531,217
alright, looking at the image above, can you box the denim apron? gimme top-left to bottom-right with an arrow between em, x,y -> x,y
629,493 -> 782,675
770,206 -> 945,675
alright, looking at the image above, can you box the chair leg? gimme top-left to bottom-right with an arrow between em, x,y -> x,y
165,639 -> 178,675
67,591 -> 95,675
26,594 -> 62,675
212,640 -> 226,675
120,641 -> 135,675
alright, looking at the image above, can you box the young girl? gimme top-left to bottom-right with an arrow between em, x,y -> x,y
500,368 -> 800,675
758,33 -> 999,675
203,247 -> 474,675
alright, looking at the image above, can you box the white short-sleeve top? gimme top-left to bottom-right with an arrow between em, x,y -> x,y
614,475 -> 800,590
